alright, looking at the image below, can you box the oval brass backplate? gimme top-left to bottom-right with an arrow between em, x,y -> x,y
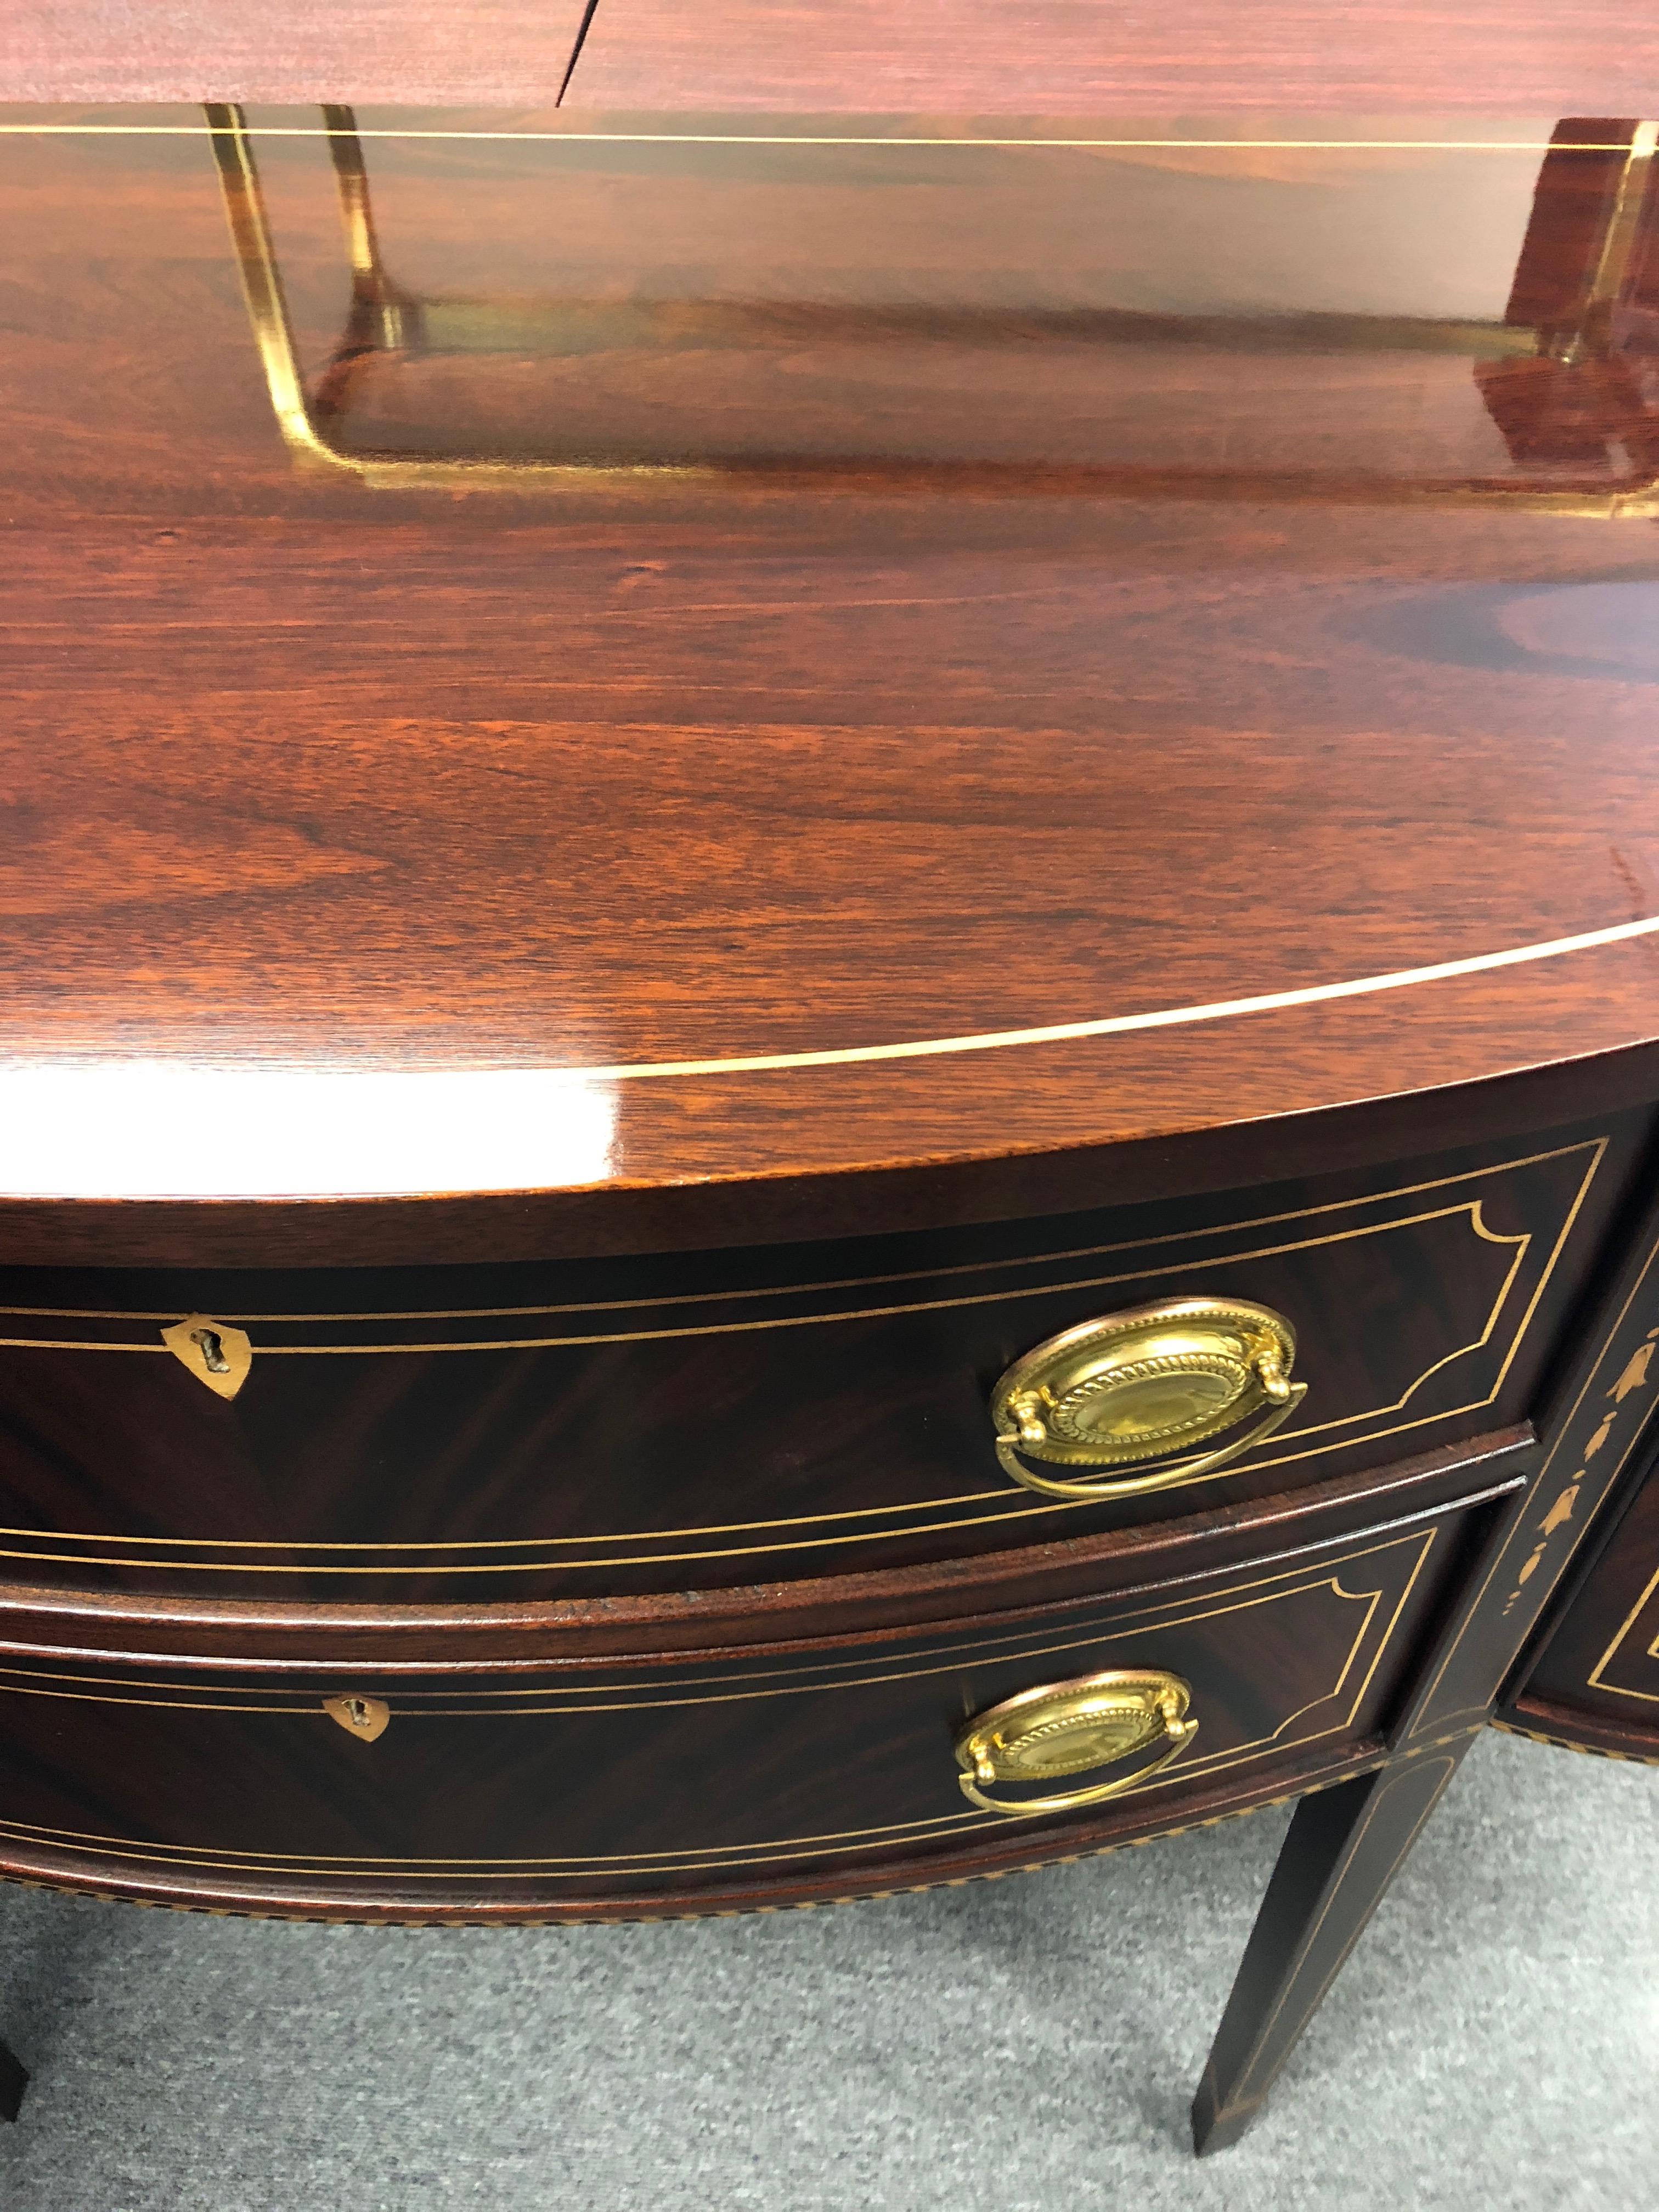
955,1669 -> 1197,1817
990,1296 -> 1299,1472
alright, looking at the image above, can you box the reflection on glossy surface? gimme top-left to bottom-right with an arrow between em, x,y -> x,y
209,105 -> 1659,509
0,1063 -> 617,1198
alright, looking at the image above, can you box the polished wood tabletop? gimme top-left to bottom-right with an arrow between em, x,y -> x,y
9,4 -> 1655,114
562,3 -> 1659,114
3,108 -> 1659,1262
2,93 -> 1658,2152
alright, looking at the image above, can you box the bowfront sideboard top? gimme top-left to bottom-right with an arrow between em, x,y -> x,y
8,3 -> 1658,112
1,108 -> 1658,1263
2,84 -> 1659,2159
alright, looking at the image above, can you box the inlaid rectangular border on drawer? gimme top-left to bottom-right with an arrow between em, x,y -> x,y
1497,1434 -> 1659,1758
0,1458 -> 1522,1918
0,1132 -> 1615,1596
1576,1481 -> 1659,1713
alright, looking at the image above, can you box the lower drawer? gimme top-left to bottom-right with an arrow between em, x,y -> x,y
0,1451 -> 1523,1920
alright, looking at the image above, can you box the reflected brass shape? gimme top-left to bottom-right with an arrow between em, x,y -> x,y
324,1695 -> 391,1742
160,1316 -> 253,1401
990,1297 -> 1306,1500
204,103 -> 1659,515
955,1669 -> 1197,1816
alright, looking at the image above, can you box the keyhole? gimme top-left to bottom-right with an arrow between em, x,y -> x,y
190,1327 -> 229,1375
323,1692 -> 388,1740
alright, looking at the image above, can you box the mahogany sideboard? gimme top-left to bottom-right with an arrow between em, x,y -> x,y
0,99 -> 1657,2153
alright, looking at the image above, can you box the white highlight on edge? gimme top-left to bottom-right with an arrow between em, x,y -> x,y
0,914 -> 1655,1198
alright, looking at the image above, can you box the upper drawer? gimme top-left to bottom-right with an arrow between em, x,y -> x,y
0,1120 -> 1635,1601
0,1449 -> 1516,1920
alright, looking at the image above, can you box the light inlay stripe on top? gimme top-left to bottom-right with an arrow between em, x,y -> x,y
0,127 -> 1605,150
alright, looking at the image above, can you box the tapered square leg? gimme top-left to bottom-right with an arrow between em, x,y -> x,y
1191,1741 -> 1471,2155
0,2034 -> 26,2123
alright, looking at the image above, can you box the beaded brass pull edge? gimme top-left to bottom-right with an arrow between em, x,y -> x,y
955,1670 -> 1198,1818
990,1296 -> 1306,1501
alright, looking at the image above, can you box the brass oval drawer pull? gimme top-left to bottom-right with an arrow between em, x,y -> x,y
955,1668 -> 1197,1818
989,1296 -> 1306,1500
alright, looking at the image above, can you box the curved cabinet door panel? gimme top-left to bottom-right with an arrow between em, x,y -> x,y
0,1457 -> 1517,1919
1503,1448 -> 1659,1760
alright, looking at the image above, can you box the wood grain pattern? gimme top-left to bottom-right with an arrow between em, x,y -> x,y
0,1431 -> 1533,1663
9,3 -> 1652,115
0,97 -> 1652,2142
3,7 -> 591,105
3,119 -> 1659,1260
0,1453 -> 1511,1917
562,2 -> 1659,114
0,1128 -> 1621,1601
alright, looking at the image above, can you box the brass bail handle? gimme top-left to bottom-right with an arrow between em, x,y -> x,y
955,1669 -> 1199,1818
990,1297 -> 1307,1502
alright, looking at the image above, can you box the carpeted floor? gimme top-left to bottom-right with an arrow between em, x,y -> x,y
0,1728 -> 1651,2209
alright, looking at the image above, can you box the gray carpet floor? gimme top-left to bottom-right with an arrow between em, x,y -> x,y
0,1729 -> 1651,2210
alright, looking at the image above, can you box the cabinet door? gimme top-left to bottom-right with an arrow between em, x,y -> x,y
1504,1449 -> 1659,1760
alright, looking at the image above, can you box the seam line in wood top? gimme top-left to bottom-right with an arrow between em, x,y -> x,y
0,939 -> 1652,1145
520,919 -> 1659,1080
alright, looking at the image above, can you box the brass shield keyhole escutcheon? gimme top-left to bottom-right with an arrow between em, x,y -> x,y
324,1695 -> 391,1742
160,1315 -> 254,1401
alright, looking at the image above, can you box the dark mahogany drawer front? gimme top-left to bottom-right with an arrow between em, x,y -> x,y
0,1126 -> 1628,1600
0,1482 -> 1502,1920
1508,1456 -> 1659,1752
